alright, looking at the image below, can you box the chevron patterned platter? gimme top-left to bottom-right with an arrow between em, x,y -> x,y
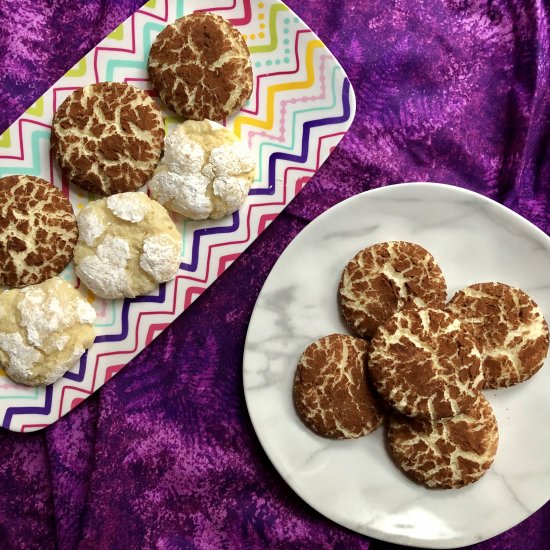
0,0 -> 356,432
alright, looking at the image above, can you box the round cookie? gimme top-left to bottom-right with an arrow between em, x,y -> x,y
447,282 -> 549,389
74,192 -> 181,299
148,12 -> 253,121
148,120 -> 256,220
51,82 -> 165,196
0,175 -> 78,287
339,241 -> 447,339
293,334 -> 385,439
387,394 -> 499,489
368,307 -> 484,420
0,277 -> 96,386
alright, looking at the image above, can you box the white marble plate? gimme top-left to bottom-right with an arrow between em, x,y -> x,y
243,182 -> 550,548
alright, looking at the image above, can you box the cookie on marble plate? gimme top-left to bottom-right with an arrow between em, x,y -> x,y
74,192 -> 181,299
293,334 -> 385,439
148,12 -> 253,121
367,307 -> 484,420
447,282 -> 549,389
339,241 -> 447,339
0,175 -> 78,287
51,82 -> 164,196
387,394 -> 499,489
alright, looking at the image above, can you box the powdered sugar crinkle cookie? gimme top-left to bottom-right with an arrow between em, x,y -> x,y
74,192 -> 181,299
0,277 -> 96,386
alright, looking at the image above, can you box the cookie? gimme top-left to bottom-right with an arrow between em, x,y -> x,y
148,12 -> 253,121
387,394 -> 499,489
293,334 -> 385,439
0,175 -> 78,287
368,307 -> 484,419
74,192 -> 181,299
0,277 -> 96,386
339,241 -> 447,339
447,282 -> 549,389
148,120 -> 256,220
51,82 -> 165,196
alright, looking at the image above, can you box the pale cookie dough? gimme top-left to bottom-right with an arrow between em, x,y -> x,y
0,277 -> 96,386
148,120 -> 256,220
74,192 -> 181,299
388,394 -> 499,489
447,283 -> 549,389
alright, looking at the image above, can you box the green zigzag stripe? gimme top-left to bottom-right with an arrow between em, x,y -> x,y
249,4 -> 289,54
254,65 -> 341,185
0,130 -> 51,176
105,21 -> 165,81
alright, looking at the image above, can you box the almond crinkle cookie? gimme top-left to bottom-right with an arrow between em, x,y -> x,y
147,120 -> 256,220
74,192 -> 181,299
0,277 -> 96,386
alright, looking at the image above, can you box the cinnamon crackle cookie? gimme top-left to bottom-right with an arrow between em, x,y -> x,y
387,394 -> 499,489
339,241 -> 447,339
0,175 -> 78,287
0,277 -> 96,386
148,13 -> 253,120
148,120 -> 256,220
52,82 -> 164,196
293,334 -> 385,439
74,192 -> 181,299
447,283 -> 549,388
368,307 -> 484,420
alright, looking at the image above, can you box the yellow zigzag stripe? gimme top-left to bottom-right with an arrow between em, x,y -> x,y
233,39 -> 323,139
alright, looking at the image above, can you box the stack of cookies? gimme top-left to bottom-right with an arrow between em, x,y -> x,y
293,241 -> 549,489
0,12 -> 255,387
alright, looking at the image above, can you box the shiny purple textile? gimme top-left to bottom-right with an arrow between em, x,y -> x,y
1,0 -> 549,548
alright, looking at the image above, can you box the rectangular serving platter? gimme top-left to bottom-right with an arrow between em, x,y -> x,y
0,0 -> 356,432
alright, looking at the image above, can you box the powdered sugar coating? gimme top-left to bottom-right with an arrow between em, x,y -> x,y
75,235 -> 131,300
140,235 -> 180,282
107,193 -> 151,223
78,209 -> 105,246
148,120 -> 256,220
0,277 -> 96,386
74,193 -> 181,299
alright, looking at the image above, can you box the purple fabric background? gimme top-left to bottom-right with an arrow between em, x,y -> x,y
1,0 -> 549,548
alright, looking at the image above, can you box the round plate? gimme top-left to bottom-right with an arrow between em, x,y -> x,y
243,182 -> 550,549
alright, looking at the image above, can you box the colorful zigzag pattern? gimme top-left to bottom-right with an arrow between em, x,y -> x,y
0,0 -> 355,432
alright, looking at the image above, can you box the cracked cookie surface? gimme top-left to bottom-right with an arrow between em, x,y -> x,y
339,241 -> 447,339
368,307 -> 484,420
293,334 -> 385,439
447,282 -> 549,388
52,82 -> 164,196
0,175 -> 78,287
387,394 -> 498,489
148,12 -> 253,121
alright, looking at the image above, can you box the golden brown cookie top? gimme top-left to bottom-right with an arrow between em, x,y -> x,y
447,282 -> 549,388
387,394 -> 499,489
51,82 -> 164,196
0,175 -> 78,287
293,334 -> 385,439
367,307 -> 484,420
339,241 -> 447,339
148,12 -> 253,121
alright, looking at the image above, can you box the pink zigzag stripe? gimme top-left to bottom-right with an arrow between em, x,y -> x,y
194,0 -> 253,26
136,0 -> 169,22
0,119 -> 51,161
247,54 -> 331,149
240,29 -> 313,116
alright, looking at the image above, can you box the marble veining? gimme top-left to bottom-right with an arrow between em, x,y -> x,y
243,183 -> 550,549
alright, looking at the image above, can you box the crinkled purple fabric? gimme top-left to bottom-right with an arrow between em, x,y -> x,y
0,0 -> 549,548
